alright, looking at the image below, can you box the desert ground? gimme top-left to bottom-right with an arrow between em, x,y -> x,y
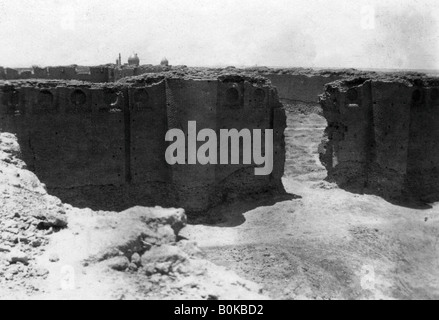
1,101 -> 439,300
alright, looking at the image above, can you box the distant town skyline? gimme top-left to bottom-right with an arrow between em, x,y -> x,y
1,0 -> 438,70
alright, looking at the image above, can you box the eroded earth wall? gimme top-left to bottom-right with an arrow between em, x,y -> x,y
319,76 -> 439,203
0,74 -> 286,214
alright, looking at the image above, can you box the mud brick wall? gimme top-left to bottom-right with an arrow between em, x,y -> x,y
90,67 -> 111,83
0,85 -> 126,189
33,67 -> 48,79
0,74 -> 286,214
47,67 -> 77,80
5,68 -> 19,80
0,65 -> 166,83
406,85 -> 439,201
0,66 -> 111,82
319,76 -> 439,203
114,68 -> 135,81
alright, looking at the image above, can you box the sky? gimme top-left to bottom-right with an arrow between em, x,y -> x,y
0,0 -> 438,70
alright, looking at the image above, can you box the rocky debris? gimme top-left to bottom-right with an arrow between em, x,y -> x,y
0,132 -> 67,292
0,245 -> 11,253
75,206 -> 189,273
106,256 -> 130,272
7,249 -> 29,265
176,240 -> 205,259
141,245 -> 189,275
130,207 -> 186,235
282,101 -> 323,116
64,206 -> 268,299
33,212 -> 68,231
77,206 -> 187,266
48,253 -> 59,263
131,253 -> 141,267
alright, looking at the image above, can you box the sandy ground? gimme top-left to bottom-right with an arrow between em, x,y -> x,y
181,105 -> 439,300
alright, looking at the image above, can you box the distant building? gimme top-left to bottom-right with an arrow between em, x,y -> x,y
128,53 -> 140,67
116,53 -> 122,67
161,57 -> 169,67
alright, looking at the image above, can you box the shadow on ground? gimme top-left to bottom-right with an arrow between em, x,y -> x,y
325,177 -> 434,210
188,192 -> 302,227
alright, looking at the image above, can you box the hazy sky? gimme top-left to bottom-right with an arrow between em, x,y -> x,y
1,0 -> 438,69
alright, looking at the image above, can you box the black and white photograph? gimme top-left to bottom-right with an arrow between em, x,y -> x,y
0,0 -> 438,304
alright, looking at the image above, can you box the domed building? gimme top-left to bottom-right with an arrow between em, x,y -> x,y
128,53 -> 140,67
160,57 -> 169,67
